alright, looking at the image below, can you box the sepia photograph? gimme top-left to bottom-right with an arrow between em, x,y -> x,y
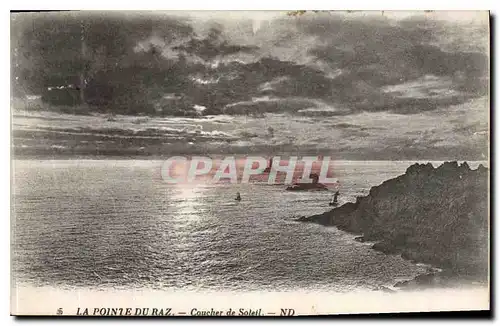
9,9 -> 490,316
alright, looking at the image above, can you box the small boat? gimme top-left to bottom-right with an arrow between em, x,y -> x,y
329,191 -> 339,206
235,192 -> 242,201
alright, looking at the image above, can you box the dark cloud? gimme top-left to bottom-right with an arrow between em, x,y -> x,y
12,11 -> 489,118
292,14 -> 489,113
172,27 -> 258,61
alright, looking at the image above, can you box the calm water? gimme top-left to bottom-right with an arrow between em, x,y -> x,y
12,160 -> 474,292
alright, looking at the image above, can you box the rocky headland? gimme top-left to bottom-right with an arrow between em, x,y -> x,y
298,161 -> 489,289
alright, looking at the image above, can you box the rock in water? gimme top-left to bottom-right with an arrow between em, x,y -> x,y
302,161 -> 489,282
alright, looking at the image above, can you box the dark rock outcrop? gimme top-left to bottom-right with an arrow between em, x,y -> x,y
300,161 -> 489,283
285,183 -> 328,191
286,173 -> 329,191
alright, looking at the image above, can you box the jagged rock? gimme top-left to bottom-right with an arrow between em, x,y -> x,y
285,183 -> 328,191
300,161 -> 489,282
374,286 -> 396,293
371,241 -> 401,255
394,273 -> 458,290
295,216 -> 309,222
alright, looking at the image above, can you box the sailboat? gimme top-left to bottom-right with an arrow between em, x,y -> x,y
329,191 -> 339,206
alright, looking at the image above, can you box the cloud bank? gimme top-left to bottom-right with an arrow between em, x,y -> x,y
11,11 -> 490,159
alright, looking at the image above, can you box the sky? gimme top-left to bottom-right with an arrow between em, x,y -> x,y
11,11 -> 490,160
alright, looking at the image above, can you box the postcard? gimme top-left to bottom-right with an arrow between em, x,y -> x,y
10,10 -> 490,316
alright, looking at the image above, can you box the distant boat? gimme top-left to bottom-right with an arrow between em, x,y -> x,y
329,191 -> 339,206
235,192 -> 242,201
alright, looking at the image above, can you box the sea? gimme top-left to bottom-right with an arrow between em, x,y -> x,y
11,160 -> 486,293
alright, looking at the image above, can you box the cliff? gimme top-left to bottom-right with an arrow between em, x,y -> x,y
299,161 -> 489,285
